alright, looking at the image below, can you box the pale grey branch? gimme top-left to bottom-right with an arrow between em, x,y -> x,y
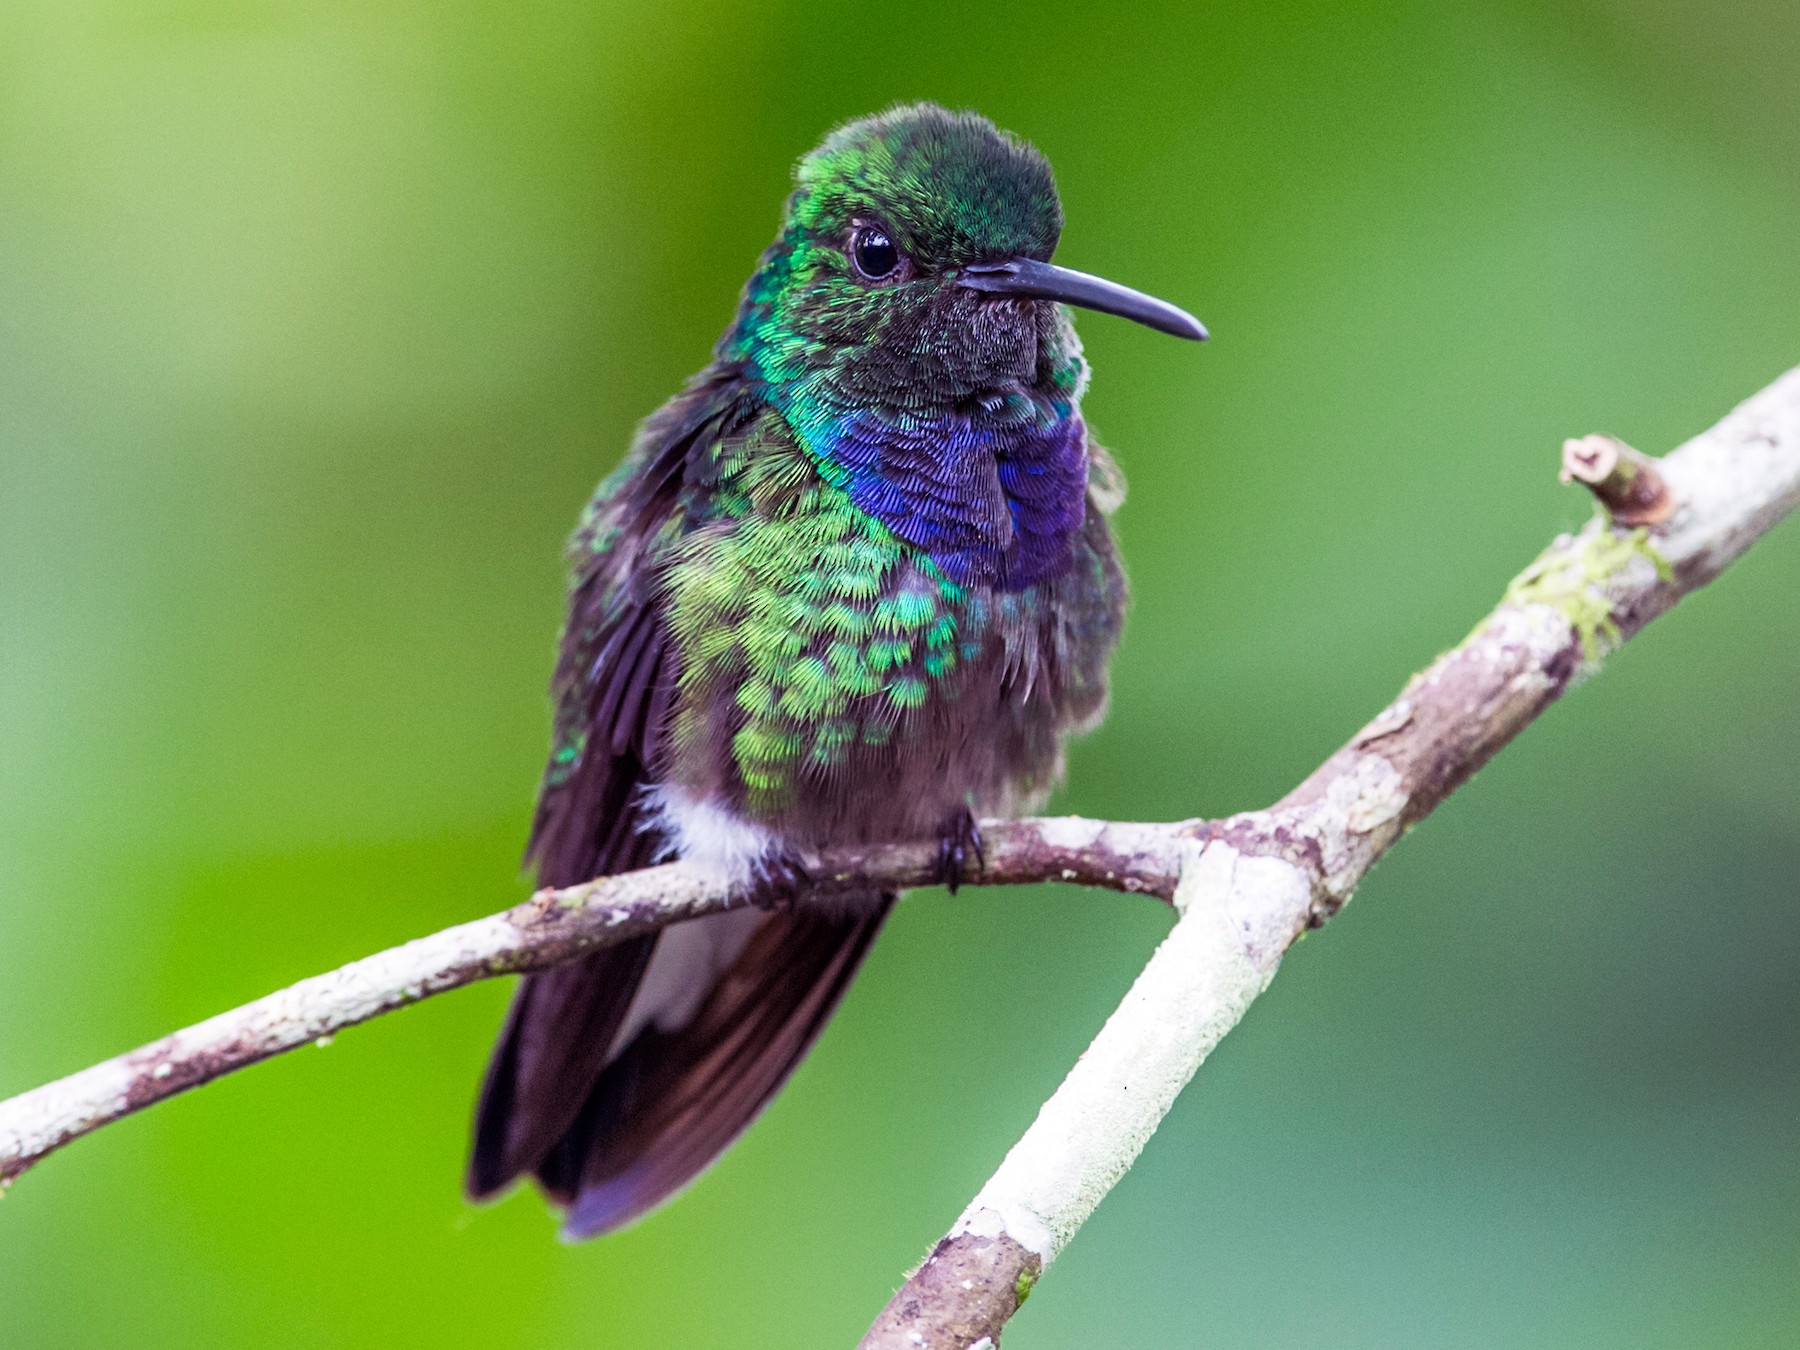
0,816 -> 1181,1188
858,363 -> 1800,1349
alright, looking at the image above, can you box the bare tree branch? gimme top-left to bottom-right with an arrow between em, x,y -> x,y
0,817 -> 1180,1187
2,365 -> 1797,1348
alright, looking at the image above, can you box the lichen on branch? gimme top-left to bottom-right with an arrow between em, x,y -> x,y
1504,523 -> 1671,666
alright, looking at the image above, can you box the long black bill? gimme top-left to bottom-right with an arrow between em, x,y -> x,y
958,257 -> 1208,341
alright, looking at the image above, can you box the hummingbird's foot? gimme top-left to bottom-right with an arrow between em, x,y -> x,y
935,807 -> 986,895
752,845 -> 813,910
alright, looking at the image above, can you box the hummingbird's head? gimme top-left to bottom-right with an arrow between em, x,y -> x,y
727,103 -> 1202,409
721,103 -> 1205,589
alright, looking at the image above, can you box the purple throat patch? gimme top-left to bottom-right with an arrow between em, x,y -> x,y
829,409 -> 1088,590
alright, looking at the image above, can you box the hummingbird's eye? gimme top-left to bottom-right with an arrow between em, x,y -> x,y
849,224 -> 905,282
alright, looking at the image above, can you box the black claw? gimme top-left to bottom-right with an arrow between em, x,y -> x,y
755,847 -> 813,910
936,807 -> 985,895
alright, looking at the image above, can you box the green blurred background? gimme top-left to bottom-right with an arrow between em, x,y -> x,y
3,0 -> 1798,1345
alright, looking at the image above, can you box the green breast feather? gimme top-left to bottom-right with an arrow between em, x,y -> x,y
664,416 -> 975,814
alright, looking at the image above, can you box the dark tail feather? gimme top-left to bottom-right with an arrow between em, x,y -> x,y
468,783 -> 663,1202
555,896 -> 893,1239
466,938 -> 658,1199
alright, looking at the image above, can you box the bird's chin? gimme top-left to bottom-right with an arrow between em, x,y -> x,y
936,288 -> 1043,388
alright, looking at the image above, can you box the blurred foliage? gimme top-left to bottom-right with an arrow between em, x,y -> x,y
3,1 -> 1798,1345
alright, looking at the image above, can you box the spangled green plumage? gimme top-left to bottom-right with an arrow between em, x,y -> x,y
667,415 -> 967,811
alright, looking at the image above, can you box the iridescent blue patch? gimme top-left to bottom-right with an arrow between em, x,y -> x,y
823,407 -> 1088,590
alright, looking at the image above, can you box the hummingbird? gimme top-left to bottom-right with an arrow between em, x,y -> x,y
467,102 -> 1206,1239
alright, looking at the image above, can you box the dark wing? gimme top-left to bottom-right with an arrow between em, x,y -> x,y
471,372 -> 894,1238
467,368 -> 745,1199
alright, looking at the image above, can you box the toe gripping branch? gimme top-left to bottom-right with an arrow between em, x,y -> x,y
753,846 -> 813,909
936,807 -> 986,894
